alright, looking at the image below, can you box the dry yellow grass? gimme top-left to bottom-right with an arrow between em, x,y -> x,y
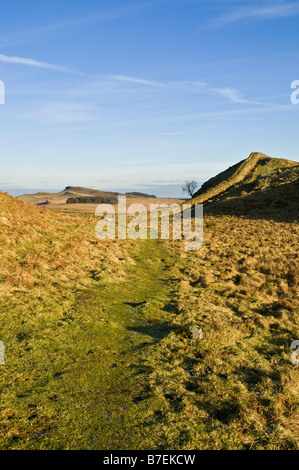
142,215 -> 299,449
0,186 -> 298,449
0,191 -> 132,297
48,198 -> 184,214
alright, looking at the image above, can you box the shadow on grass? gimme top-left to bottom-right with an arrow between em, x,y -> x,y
127,321 -> 172,342
201,179 -> 299,223
162,303 -> 178,313
208,399 -> 242,424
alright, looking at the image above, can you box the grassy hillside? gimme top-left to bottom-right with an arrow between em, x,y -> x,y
148,216 -> 299,449
191,153 -> 299,221
0,191 -> 129,297
0,191 -> 184,449
0,166 -> 298,450
0,191 -> 138,448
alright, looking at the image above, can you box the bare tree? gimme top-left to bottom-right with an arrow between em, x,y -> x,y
182,180 -> 198,198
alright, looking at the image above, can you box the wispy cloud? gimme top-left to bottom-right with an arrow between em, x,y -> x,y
0,53 -> 82,75
111,75 -> 168,88
210,1 -> 299,27
111,75 -> 207,93
111,74 -> 263,105
212,87 -> 267,105
0,1 -> 164,48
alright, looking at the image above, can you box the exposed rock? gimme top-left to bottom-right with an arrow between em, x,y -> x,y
189,325 -> 204,341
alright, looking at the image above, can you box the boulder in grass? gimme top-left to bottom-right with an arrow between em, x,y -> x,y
189,325 -> 204,341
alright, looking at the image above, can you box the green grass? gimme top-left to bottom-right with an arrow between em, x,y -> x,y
0,239 -> 182,449
1,189 -> 298,450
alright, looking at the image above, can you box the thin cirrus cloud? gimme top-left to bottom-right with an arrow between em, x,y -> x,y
111,75 -> 207,91
210,1 -> 299,27
0,53 -> 82,75
0,54 -> 266,107
0,1 -> 165,48
212,87 -> 267,105
111,74 -> 264,105
111,75 -> 168,88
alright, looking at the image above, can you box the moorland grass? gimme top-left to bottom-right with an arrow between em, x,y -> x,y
0,190 -> 298,449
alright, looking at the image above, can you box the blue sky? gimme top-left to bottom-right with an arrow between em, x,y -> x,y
0,0 -> 298,197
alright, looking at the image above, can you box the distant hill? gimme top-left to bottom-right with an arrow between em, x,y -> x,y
18,186 -> 120,206
18,186 -> 159,206
125,192 -> 156,198
190,152 -> 299,221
